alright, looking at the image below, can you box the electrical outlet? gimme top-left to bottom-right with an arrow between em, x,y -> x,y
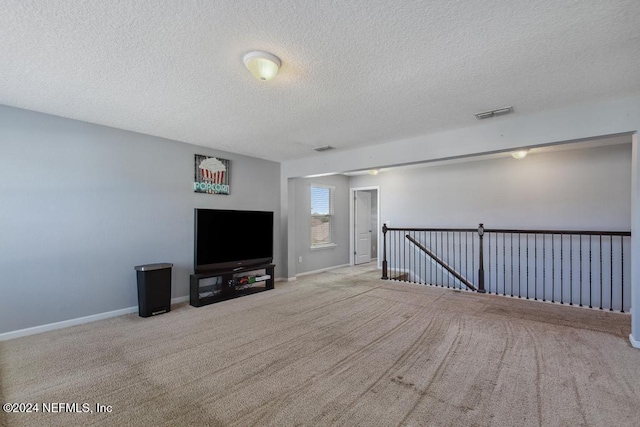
298,256 -> 302,263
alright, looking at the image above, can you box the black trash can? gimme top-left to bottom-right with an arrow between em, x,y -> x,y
134,263 -> 173,317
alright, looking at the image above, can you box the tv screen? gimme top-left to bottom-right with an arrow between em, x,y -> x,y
194,209 -> 273,273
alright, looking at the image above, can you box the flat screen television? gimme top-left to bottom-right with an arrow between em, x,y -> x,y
194,208 -> 273,273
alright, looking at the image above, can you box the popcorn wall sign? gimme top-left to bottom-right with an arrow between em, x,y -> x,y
194,155 -> 230,195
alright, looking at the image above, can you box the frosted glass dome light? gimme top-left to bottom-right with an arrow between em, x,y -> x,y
243,51 -> 281,81
511,150 -> 529,160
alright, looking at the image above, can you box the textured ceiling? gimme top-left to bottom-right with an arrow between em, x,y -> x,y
1,1 -> 640,162
343,134 -> 633,176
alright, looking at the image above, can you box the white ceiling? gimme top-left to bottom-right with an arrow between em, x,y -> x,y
342,134 -> 633,176
1,1 -> 640,162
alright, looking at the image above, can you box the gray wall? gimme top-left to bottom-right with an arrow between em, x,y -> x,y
349,144 -> 631,232
0,105 -> 280,334
294,175 -> 350,274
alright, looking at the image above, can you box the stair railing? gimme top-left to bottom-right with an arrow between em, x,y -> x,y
381,223 -> 631,312
405,234 -> 476,291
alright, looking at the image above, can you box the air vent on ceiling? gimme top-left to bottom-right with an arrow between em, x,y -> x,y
313,145 -> 335,152
474,106 -> 514,120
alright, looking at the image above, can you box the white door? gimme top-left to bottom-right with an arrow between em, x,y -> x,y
355,191 -> 372,264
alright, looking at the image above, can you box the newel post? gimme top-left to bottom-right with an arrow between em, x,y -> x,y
381,223 -> 388,279
477,223 -> 486,293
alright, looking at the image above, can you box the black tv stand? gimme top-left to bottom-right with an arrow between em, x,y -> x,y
190,263 -> 275,307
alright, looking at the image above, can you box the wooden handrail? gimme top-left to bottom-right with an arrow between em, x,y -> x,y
385,227 -> 477,232
405,235 -> 477,292
484,228 -> 630,236
385,226 -> 630,237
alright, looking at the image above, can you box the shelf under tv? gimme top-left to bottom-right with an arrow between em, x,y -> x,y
189,263 -> 275,307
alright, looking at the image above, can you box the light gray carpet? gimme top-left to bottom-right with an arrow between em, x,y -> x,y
1,264 -> 639,426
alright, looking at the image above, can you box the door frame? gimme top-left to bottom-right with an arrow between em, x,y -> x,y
349,186 -> 381,268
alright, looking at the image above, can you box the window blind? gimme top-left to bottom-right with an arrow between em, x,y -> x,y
310,184 -> 334,247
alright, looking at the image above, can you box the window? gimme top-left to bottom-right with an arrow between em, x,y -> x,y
310,184 -> 335,247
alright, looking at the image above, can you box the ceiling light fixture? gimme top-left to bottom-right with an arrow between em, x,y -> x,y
243,51 -> 281,81
368,169 -> 379,175
511,150 -> 529,160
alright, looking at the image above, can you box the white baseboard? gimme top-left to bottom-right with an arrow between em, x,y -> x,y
630,334 -> 640,349
296,263 -> 351,278
0,295 -> 189,342
171,295 -> 190,304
